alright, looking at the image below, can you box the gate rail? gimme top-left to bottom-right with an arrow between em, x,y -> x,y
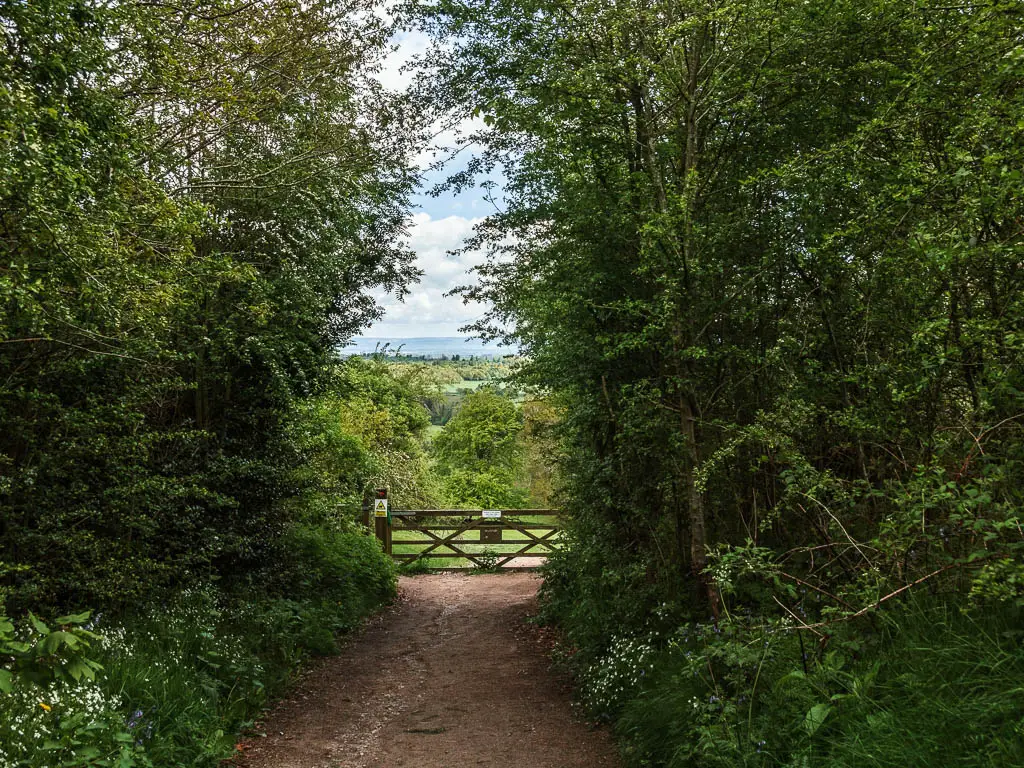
364,494 -> 561,569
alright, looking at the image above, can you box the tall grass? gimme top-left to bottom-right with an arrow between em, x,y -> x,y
603,597 -> 1024,768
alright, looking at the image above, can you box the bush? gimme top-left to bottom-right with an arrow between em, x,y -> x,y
268,522 -> 398,652
0,525 -> 396,767
0,612 -> 141,767
551,591 -> 1024,768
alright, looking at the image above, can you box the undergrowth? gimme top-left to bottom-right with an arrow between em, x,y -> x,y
542,544 -> 1024,768
610,600 -> 1024,768
0,523 -> 395,767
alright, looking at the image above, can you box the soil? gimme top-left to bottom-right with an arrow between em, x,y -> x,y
238,572 -> 619,768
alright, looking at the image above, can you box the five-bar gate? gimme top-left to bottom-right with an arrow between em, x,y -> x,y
364,492 -> 561,569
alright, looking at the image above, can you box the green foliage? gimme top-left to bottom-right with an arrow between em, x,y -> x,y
0,0 -> 416,615
0,613 -> 101,694
377,357 -> 516,426
472,548 -> 500,572
431,389 -> 531,507
398,557 -> 435,576
0,353 -> 405,765
409,0 -> 1024,763
0,613 -> 140,766
331,358 -> 442,509
273,523 -> 398,648
610,601 -> 1024,768
0,528 -> 396,767
98,530 -> 394,767
0,0 -> 420,750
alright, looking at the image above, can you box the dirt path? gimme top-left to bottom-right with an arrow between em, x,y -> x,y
240,572 -> 619,768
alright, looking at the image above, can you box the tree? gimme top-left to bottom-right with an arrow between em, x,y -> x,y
431,389 -> 529,508
0,0 -> 419,613
409,0 -> 1024,620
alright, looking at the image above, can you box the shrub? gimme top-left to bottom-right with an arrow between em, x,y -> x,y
559,598 -> 1024,768
0,612 -> 143,767
0,528 -> 396,767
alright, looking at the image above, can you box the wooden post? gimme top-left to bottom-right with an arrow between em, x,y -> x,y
373,487 -> 391,555
361,492 -> 371,529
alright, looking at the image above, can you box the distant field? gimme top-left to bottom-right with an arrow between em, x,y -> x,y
442,379 -> 489,394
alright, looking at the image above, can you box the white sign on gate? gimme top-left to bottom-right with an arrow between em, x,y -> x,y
374,499 -> 389,517
481,510 -> 502,519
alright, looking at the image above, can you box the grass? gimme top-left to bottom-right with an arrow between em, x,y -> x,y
584,596 -> 1024,768
442,379 -> 488,395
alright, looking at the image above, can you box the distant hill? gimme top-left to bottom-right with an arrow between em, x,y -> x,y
341,337 -> 518,359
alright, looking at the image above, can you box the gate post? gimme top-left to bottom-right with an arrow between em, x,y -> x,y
373,487 -> 392,555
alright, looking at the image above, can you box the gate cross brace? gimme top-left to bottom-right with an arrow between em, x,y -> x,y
394,516 -> 489,567
494,528 -> 560,568
503,519 -> 562,545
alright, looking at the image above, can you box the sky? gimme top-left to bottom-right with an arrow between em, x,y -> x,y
364,27 -> 499,339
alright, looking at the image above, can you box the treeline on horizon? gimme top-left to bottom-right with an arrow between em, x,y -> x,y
410,0 -> 1024,765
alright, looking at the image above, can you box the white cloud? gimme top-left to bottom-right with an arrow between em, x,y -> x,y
413,116 -> 490,170
375,29 -> 431,93
363,12 -> 507,338
371,213 -> 490,337
371,21 -> 487,170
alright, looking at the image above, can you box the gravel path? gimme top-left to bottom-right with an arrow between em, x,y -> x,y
239,572 -> 619,768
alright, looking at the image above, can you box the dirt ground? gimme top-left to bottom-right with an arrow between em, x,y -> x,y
239,572 -> 619,768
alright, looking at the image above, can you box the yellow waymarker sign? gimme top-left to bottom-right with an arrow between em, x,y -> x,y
374,499 -> 389,517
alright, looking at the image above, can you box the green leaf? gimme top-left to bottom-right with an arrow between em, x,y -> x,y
775,669 -> 807,688
803,703 -> 833,736
54,611 -> 92,625
39,630 -> 79,654
29,613 -> 50,636
0,668 -> 12,693
67,658 -> 98,682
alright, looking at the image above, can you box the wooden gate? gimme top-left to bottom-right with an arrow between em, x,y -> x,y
365,496 -> 561,569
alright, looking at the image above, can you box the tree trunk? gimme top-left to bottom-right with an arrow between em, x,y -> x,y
681,393 -> 720,619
